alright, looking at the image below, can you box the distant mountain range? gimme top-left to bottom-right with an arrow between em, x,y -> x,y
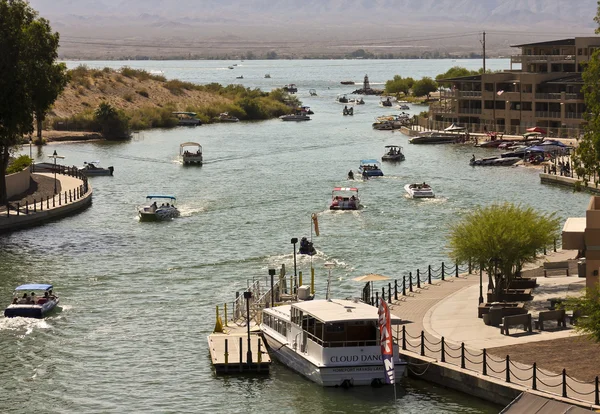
27,0 -> 599,59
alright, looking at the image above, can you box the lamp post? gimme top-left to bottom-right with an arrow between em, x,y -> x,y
479,263 -> 484,304
269,268 -> 276,307
324,262 -> 335,301
48,150 -> 65,195
291,237 -> 298,277
243,291 -> 252,365
29,137 -> 33,172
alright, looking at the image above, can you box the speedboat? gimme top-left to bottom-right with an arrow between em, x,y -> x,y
283,84 -> 298,93
358,159 -> 383,177
469,156 -> 521,166
309,89 -> 317,96
260,298 -> 406,387
236,75 -> 243,79
4,284 -> 59,318
330,187 -> 360,210
340,80 -> 355,85
337,94 -> 349,103
216,112 -> 240,122
79,161 -> 114,176
280,113 -> 311,121
298,237 -> 317,255
138,195 -> 180,221
382,145 -> 405,162
405,183 -> 435,198
172,112 -> 202,126
379,96 -> 393,107
265,74 -> 271,78
395,104 -> 410,110
409,131 -> 465,145
180,142 -> 203,165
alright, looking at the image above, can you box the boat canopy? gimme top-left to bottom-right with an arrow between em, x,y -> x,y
15,284 -> 53,291
333,187 -> 358,192
384,145 -> 401,148
360,159 -> 380,165
179,142 -> 202,148
146,195 -> 177,200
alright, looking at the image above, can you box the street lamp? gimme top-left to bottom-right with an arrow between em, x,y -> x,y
243,291 -> 253,365
29,137 -> 33,172
48,150 -> 65,195
479,263 -> 484,304
324,262 -> 335,301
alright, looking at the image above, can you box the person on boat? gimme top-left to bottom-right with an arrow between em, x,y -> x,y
348,170 -> 354,180
19,293 -> 29,304
12,297 -> 18,305
49,290 -> 56,299
30,292 -> 36,303
471,154 -> 476,163
422,182 -> 428,188
151,201 -> 158,212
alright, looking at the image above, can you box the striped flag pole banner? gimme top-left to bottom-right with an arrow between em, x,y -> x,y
378,298 -> 395,388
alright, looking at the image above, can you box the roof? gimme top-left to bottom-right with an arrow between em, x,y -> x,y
360,159 -> 380,164
543,74 -> 583,85
15,284 -> 53,291
562,217 -> 585,234
179,142 -> 202,148
146,195 -> 176,200
511,38 -> 575,48
500,392 -> 591,414
437,74 -> 482,83
277,299 -> 402,324
333,187 -> 358,192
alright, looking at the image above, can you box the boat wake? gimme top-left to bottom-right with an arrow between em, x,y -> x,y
0,316 -> 52,335
178,205 -> 207,217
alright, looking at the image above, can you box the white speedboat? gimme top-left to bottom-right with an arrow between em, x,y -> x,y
216,112 -> 240,122
260,298 -> 406,387
280,114 -> 311,121
138,195 -> 180,221
180,142 -> 203,165
172,112 -> 202,126
4,284 -> 59,319
405,183 -> 435,198
79,161 -> 114,176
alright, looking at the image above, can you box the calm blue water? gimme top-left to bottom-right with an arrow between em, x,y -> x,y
0,59 -> 583,413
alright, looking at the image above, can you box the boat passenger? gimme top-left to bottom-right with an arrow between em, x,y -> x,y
49,290 -> 56,299
19,293 -> 29,304
348,170 -> 354,180
471,154 -> 476,162
12,297 -> 18,304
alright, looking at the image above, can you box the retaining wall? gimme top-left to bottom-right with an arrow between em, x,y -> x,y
5,168 -> 30,199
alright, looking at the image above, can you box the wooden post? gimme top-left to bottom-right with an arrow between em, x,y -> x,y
224,339 -> 229,373
417,269 -> 421,289
461,343 -> 465,368
420,331 -> 425,356
441,337 -> 445,363
483,349 -> 487,375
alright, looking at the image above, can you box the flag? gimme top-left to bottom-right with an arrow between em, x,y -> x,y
378,298 -> 395,385
497,90 -> 504,96
312,213 -> 320,236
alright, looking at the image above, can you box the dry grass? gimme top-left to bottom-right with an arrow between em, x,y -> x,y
489,336 -> 600,382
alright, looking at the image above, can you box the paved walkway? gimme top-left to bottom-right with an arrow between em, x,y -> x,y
390,249 -> 599,407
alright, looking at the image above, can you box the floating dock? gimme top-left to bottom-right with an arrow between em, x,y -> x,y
208,324 -> 271,374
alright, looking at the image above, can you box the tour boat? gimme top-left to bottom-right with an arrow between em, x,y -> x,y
180,142 -> 203,165
381,145 -> 405,162
283,84 -> 298,93
260,298 -> 406,387
404,183 -> 435,198
4,284 -> 59,318
79,161 -> 114,176
329,187 -> 360,210
358,159 -> 384,177
138,195 -> 180,221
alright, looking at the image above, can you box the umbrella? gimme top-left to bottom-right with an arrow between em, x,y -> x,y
352,273 -> 391,282
526,127 -> 547,134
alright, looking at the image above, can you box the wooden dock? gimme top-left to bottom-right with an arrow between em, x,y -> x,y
208,325 -> 271,374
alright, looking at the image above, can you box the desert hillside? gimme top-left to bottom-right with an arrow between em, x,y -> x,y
49,66 -> 232,120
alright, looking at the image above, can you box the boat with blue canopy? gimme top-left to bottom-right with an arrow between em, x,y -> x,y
4,284 -> 59,318
358,159 -> 384,177
138,195 -> 180,221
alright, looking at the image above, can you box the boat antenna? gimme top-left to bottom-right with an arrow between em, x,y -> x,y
324,262 -> 334,301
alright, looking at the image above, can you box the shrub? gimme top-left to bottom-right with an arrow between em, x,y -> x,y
136,89 -> 149,98
123,93 -> 134,102
94,102 -> 130,139
7,155 -> 32,175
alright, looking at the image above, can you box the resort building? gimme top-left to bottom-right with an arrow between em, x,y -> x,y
427,37 -> 600,137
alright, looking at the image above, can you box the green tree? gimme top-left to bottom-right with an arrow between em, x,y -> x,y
94,102 -> 130,140
448,203 -> 560,301
435,66 -> 479,87
412,77 -> 438,98
385,75 -> 415,95
0,0 -> 63,203
561,284 -> 600,342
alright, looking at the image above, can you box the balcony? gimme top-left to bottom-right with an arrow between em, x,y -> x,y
458,108 -> 482,115
429,104 -> 454,114
535,111 -> 561,118
566,112 -> 583,119
535,93 -> 562,100
511,54 -> 575,65
458,91 -> 482,98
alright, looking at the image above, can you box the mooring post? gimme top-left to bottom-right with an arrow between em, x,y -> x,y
381,287 -> 385,303
441,262 -> 445,279
239,337 -> 243,372
409,272 -> 413,292
562,369 -> 567,398
461,343 -> 465,368
441,337 -> 445,363
416,269 -> 421,289
595,376 -> 599,405
468,259 -> 472,274
506,355 -> 510,383
483,349 -> 487,375
402,276 -> 406,296
532,362 -> 537,390
402,326 -> 406,350
420,331 -> 425,356
224,339 -> 229,372
375,291 -> 379,306
455,263 -> 459,277
394,280 -> 398,300
388,283 -> 392,304
428,265 -> 432,284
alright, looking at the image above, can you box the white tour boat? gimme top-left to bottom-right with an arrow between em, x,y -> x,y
260,298 -> 406,387
404,183 -> 435,198
180,142 -> 203,165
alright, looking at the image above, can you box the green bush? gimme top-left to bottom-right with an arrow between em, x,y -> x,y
136,89 -> 149,98
123,93 -> 134,102
7,155 -> 32,174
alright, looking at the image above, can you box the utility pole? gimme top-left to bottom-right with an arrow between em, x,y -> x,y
482,32 -> 486,73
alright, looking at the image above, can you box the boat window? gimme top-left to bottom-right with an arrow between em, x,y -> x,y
325,323 -> 345,333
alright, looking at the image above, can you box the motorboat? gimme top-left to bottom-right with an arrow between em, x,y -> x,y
236,75 -> 243,79
216,112 -> 240,122
382,145 -> 405,162
138,195 -> 180,221
172,112 -> 202,126
349,97 -> 365,105
265,74 -> 271,78
180,142 -> 203,165
309,89 -> 317,96
337,94 -> 349,104
4,284 -> 59,318
340,80 -> 355,85
300,106 -> 314,115
79,161 -> 114,176
330,187 -> 360,210
283,84 -> 298,93
469,156 -> 521,166
298,237 -> 317,255
409,131 -> 465,145
476,139 -> 507,148
228,66 -> 234,69
372,114 -> 410,131
358,159 -> 383,177
379,96 -> 394,107
395,104 -> 410,110
280,113 -> 311,121
343,106 -> 354,116
260,298 -> 406,386
404,183 -> 435,198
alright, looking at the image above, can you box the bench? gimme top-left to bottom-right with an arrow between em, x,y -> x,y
534,309 -> 566,330
543,261 -> 570,277
499,313 -> 532,335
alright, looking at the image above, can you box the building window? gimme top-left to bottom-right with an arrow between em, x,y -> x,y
578,48 -> 583,56
484,83 -> 494,92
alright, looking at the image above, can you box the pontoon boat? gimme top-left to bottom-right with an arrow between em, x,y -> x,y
382,146 -> 405,162
330,187 -> 360,210
4,284 -> 59,318
138,195 -> 180,221
180,142 -> 203,165
358,159 -> 384,177
173,112 -> 202,126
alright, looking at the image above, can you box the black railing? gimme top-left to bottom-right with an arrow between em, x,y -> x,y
399,326 -> 600,406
